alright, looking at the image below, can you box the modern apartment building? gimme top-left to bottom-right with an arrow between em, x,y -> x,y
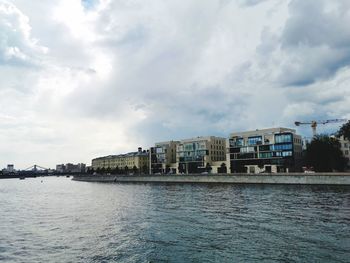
228,128 -> 303,173
176,136 -> 227,174
92,147 -> 149,174
149,141 -> 179,174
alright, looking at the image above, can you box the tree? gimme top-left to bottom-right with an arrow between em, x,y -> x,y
132,165 -> 138,174
305,135 -> 347,172
205,163 -> 212,173
218,163 -> 227,173
142,165 -> 149,174
112,166 -> 120,175
124,166 -> 129,174
338,120 -> 350,141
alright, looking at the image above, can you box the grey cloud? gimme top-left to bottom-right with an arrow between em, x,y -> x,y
127,85 -> 251,143
238,0 -> 269,7
282,1 -> 350,49
278,0 -> 350,86
2,0 -> 350,168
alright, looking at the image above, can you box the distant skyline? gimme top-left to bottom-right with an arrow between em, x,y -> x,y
1,0 -> 350,169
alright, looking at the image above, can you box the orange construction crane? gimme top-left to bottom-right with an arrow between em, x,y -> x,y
294,119 -> 347,137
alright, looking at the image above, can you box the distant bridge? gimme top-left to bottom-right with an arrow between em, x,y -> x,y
24,164 -> 49,171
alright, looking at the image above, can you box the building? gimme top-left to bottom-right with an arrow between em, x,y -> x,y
92,147 -> 149,174
150,141 -> 179,174
56,164 -> 65,173
228,127 -> 303,173
1,164 -> 15,175
56,163 -> 86,173
7,164 -> 14,172
339,135 -> 350,170
176,136 -> 227,174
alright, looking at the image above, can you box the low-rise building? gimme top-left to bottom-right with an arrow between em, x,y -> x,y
176,136 -> 227,174
56,163 -> 86,173
150,141 -> 179,174
6,164 -> 14,173
56,164 -> 65,173
92,147 -> 149,174
228,127 -> 303,173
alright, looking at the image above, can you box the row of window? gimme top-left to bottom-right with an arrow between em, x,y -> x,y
233,143 -> 293,153
230,133 -> 293,147
247,136 -> 262,146
272,143 -> 293,151
231,150 -> 293,160
179,156 -> 204,162
178,150 -> 208,157
294,138 -> 302,144
275,134 -> 292,143
211,145 -> 225,150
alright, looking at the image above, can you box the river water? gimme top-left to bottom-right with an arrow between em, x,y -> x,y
0,177 -> 349,262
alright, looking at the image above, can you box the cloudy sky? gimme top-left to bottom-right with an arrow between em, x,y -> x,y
1,0 -> 350,169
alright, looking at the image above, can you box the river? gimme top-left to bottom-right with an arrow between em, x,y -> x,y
0,177 -> 349,262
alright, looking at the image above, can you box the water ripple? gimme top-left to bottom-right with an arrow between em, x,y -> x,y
0,178 -> 349,262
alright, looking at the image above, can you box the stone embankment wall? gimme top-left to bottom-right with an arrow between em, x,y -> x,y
73,173 -> 350,185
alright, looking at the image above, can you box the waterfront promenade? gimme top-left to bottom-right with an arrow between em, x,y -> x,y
73,173 -> 350,185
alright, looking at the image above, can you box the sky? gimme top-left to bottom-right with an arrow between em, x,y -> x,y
1,0 -> 350,169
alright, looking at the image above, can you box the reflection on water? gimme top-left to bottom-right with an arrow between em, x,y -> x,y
0,178 -> 349,262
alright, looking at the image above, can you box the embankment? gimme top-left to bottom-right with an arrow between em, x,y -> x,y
72,173 -> 350,185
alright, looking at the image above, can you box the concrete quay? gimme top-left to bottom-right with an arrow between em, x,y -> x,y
73,173 -> 350,185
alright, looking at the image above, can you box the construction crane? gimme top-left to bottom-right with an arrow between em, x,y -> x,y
294,119 -> 347,137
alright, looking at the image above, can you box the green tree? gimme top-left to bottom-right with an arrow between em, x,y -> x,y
218,163 -> 227,173
112,166 -> 120,175
305,135 -> 347,172
132,165 -> 138,174
205,163 -> 212,173
142,165 -> 149,174
337,120 -> 350,140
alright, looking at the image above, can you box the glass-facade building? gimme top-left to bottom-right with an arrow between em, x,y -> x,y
150,141 -> 179,174
177,136 -> 227,174
228,128 -> 302,173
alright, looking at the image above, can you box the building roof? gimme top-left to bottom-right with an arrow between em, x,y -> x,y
179,136 -> 226,143
230,127 -> 297,137
92,151 -> 149,161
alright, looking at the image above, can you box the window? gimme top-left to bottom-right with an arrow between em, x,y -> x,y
272,143 -> 293,151
240,146 -> 255,153
156,147 -> 164,154
248,136 -> 262,145
282,151 -> 292,157
259,152 -> 272,158
275,133 -> 292,143
236,138 -> 244,146
259,145 -> 270,151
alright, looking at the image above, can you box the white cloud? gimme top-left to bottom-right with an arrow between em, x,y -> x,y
0,0 -> 47,65
0,0 -> 349,168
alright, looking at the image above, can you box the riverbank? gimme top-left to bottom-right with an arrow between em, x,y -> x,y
72,173 -> 350,185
